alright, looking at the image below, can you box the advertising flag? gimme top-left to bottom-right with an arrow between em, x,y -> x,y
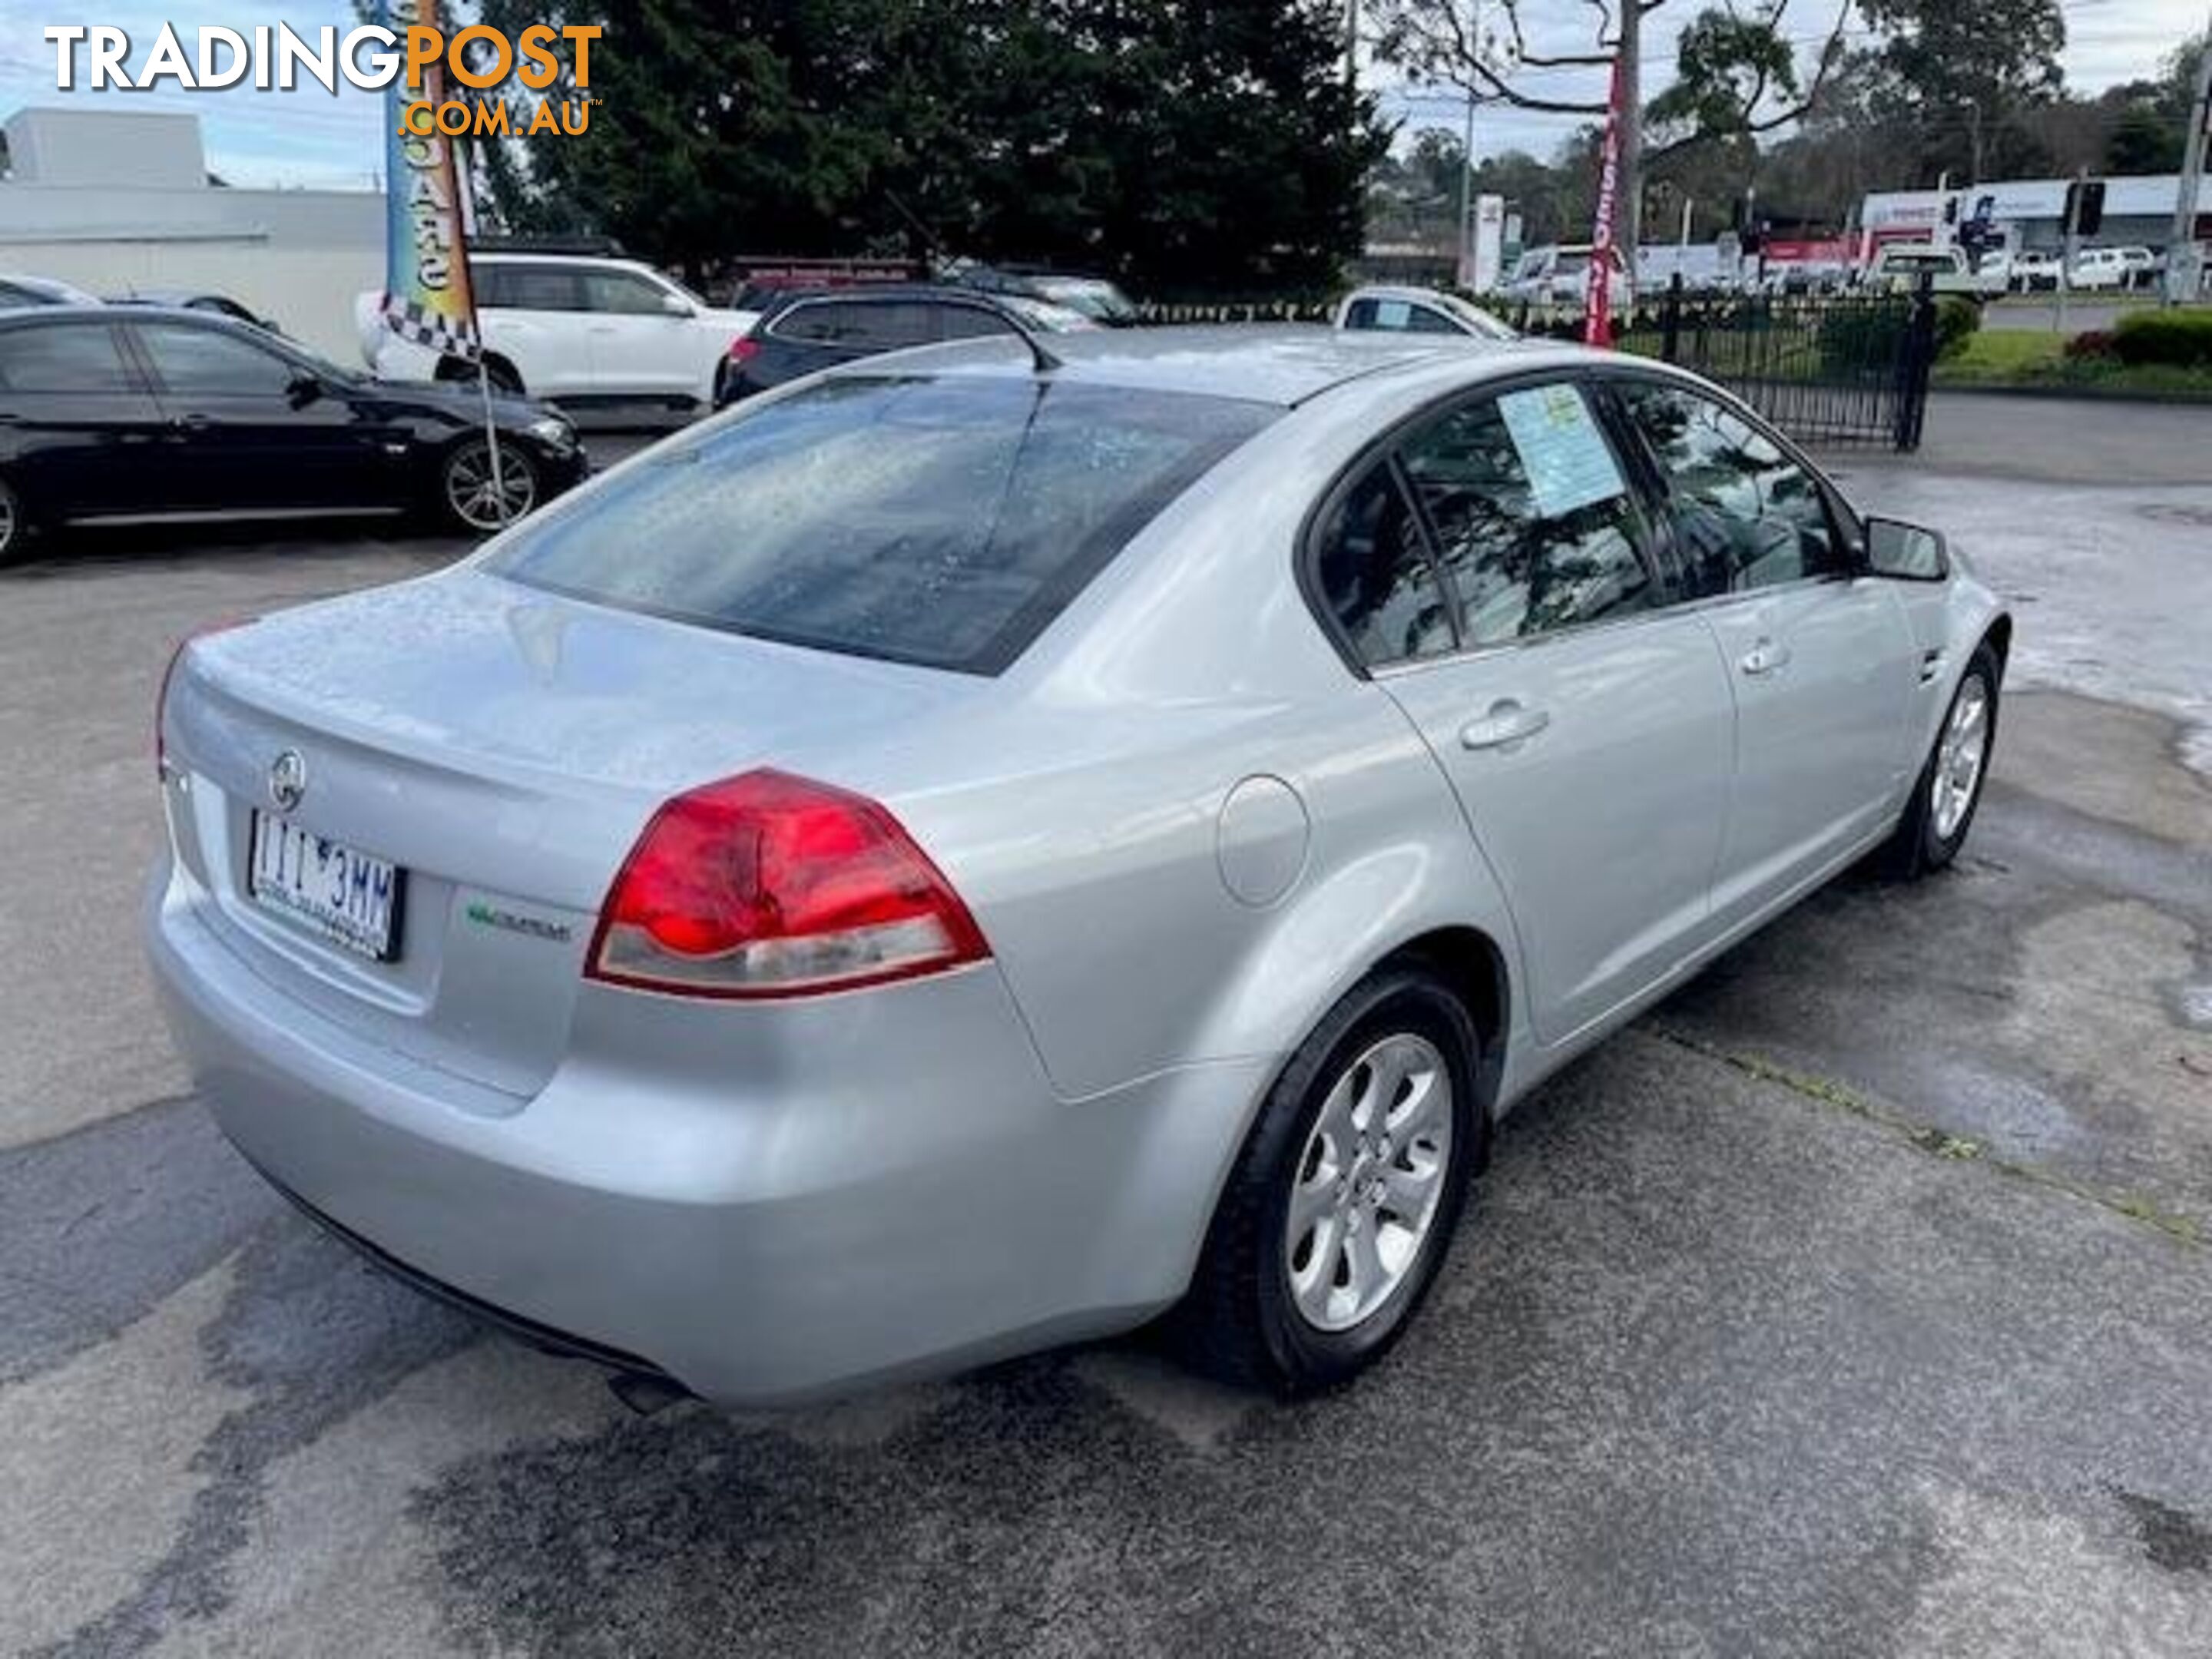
379,0 -> 479,363
1584,51 -> 1628,349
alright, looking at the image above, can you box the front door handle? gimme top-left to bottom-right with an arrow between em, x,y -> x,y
1459,699 -> 1551,751
1739,637 -> 1792,677
171,412 -> 214,432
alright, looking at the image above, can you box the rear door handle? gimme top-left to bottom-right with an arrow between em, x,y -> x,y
1739,637 -> 1792,677
1459,700 -> 1551,751
171,413 -> 214,432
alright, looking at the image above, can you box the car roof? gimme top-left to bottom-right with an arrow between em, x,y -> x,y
471,251 -> 653,270
825,324 -> 1581,408
1343,285 -> 1455,303
766,283 -> 1018,314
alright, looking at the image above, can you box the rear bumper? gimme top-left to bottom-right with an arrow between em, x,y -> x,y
145,857 -> 1267,1405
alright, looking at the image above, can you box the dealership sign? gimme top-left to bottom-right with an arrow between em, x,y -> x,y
41,16 -> 600,137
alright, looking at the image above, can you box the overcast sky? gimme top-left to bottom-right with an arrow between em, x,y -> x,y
0,2 -> 2206,190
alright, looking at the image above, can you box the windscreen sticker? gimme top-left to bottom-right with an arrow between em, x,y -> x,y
1496,385 -> 1625,519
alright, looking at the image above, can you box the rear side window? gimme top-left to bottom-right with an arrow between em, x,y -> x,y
1313,465 -> 1454,666
773,301 -> 939,350
0,323 -> 137,392
489,376 -> 1275,674
483,264 -> 587,311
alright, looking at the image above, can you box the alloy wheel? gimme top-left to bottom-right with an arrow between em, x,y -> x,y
1283,1031 -> 1455,1333
1932,674 -> 1990,840
445,440 -> 537,532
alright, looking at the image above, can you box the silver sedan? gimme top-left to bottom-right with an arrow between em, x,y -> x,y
147,329 -> 2008,1405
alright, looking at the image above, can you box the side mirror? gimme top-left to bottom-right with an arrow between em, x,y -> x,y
658,293 -> 694,318
286,369 -> 323,408
1864,516 -> 1948,581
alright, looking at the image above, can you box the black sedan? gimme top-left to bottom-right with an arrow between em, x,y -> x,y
0,306 -> 588,564
715,283 -> 1094,407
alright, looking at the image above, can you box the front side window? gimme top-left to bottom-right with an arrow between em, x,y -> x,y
937,305 -> 1014,341
137,323 -> 293,397
490,376 -> 1273,674
584,270 -> 677,315
0,323 -> 137,392
1622,382 -> 1841,597
1313,464 -> 1455,667
1397,383 -> 1656,645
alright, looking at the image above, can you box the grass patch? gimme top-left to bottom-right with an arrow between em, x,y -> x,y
1935,319 -> 2212,397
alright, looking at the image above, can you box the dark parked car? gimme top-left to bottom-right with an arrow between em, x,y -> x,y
0,307 -> 588,563
714,284 -> 1093,407
954,266 -> 1141,326
111,289 -> 283,334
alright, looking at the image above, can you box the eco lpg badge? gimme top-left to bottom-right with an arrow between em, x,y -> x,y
465,900 -> 573,944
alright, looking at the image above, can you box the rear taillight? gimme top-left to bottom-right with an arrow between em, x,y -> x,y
728,335 -> 762,363
586,770 -> 988,999
155,618 -> 253,777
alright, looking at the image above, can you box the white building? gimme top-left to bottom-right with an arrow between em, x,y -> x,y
1861,173 -> 2212,253
0,107 -> 382,361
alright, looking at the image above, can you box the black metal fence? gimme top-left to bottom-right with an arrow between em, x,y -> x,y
1520,276 -> 1940,452
1130,277 -> 1940,453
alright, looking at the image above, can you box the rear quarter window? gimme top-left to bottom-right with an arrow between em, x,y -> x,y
488,375 -> 1275,674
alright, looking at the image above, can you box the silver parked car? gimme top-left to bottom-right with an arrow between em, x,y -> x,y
147,329 -> 2009,1405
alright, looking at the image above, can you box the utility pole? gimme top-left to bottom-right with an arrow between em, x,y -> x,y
1452,1 -> 1484,290
1618,0 -> 1644,259
2058,164 -> 2085,336
2167,19 -> 2211,306
1455,84 -> 1477,289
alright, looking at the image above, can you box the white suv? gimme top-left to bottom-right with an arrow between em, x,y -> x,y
356,253 -> 758,410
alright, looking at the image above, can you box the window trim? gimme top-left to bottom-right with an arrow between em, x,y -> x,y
1296,366 -> 1674,678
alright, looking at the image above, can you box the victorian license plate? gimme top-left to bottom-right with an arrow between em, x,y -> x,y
247,812 -> 403,962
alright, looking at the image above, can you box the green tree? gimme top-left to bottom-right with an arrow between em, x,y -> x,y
2104,100 -> 2184,175
452,0 -> 1382,296
1856,0 -> 2067,181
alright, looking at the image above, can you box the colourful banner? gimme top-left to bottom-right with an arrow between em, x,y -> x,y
1584,52 -> 1628,349
380,0 -> 478,362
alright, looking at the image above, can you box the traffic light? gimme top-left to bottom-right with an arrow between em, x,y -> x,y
2064,180 -> 2107,237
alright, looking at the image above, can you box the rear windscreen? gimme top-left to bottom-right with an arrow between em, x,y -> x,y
488,374 -> 1275,674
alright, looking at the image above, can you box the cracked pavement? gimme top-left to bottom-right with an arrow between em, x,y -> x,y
3,397 -> 2208,1656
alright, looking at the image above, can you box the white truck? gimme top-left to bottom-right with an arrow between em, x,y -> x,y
1860,243 -> 2003,299
356,252 -> 759,411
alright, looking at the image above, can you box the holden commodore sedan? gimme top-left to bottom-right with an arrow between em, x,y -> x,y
147,329 -> 2008,1405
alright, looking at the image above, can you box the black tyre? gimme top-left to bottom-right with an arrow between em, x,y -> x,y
0,474 -> 25,566
441,354 -> 523,396
1886,639 -> 2001,878
439,437 -> 539,535
1175,966 -> 1483,1394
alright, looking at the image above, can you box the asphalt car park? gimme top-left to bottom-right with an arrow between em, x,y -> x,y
4,398 -> 2210,1655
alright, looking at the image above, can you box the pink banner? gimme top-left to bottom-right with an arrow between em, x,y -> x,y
1584,53 -> 1628,347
